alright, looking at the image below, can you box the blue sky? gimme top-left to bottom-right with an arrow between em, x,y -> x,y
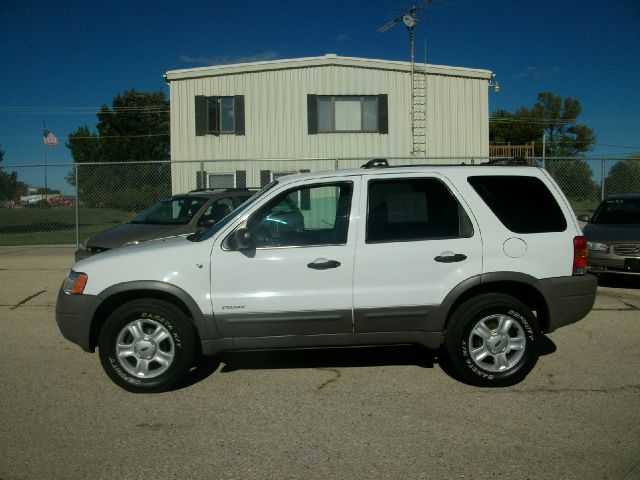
1,0 -> 639,193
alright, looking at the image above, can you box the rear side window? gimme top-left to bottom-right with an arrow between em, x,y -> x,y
366,178 -> 473,243
468,175 -> 567,233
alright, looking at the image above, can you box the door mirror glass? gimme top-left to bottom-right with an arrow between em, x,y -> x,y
230,228 -> 254,250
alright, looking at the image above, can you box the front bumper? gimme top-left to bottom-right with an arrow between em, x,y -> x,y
55,287 -> 102,352
588,253 -> 640,276
535,275 -> 597,332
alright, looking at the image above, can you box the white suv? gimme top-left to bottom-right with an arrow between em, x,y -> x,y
56,163 -> 597,392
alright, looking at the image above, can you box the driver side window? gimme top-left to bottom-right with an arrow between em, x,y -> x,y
247,182 -> 353,248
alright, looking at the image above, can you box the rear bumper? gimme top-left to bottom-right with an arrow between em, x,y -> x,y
535,275 -> 597,332
55,287 -> 102,352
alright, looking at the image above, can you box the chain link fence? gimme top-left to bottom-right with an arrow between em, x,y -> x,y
1,156 -> 638,247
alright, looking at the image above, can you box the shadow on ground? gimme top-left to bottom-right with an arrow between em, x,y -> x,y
178,336 -> 557,390
597,274 -> 640,289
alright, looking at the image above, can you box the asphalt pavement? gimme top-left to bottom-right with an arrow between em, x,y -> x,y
0,246 -> 639,480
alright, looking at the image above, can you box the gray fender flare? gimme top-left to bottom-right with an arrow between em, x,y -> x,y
97,281 -> 217,339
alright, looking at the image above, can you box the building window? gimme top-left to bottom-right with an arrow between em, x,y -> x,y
308,94 -> 388,134
195,95 -> 245,136
208,173 -> 235,189
208,97 -> 235,134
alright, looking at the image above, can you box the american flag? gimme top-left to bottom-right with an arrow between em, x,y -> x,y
43,129 -> 58,147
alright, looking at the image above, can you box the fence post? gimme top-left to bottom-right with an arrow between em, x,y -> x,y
601,157 -> 605,200
75,163 -> 80,250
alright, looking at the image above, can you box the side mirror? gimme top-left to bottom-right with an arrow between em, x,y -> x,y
231,227 -> 254,251
577,214 -> 590,223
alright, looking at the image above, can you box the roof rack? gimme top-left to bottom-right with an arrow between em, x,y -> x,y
188,187 -> 256,193
361,159 -> 390,169
484,156 -> 531,166
361,157 -> 532,170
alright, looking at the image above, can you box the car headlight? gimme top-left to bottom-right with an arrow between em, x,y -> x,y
62,271 -> 88,295
587,241 -> 609,252
124,240 -> 140,246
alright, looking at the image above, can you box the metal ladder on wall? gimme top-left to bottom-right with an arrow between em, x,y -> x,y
411,71 -> 426,156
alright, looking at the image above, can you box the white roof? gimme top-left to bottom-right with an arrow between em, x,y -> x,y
165,53 -> 493,81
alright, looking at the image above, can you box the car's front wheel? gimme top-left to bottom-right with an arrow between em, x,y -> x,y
444,293 -> 540,387
98,299 -> 196,393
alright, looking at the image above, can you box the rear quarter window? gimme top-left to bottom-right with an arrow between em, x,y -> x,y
468,175 -> 567,234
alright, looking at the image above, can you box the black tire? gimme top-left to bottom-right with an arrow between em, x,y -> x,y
98,299 -> 196,393
444,293 -> 540,387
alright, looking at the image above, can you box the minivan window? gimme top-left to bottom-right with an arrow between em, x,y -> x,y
468,175 -> 567,233
131,196 -> 206,225
366,178 -> 473,243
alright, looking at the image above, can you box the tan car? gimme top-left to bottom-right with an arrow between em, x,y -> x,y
581,194 -> 640,275
75,189 -> 254,261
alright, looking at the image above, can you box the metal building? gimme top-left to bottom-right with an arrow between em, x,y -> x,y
164,54 -> 493,191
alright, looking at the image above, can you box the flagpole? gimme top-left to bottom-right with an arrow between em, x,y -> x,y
42,120 -> 48,195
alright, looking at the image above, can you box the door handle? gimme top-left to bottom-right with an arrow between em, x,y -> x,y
307,258 -> 342,270
434,253 -> 467,263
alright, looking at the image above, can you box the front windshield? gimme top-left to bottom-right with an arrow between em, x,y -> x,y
131,196 -> 206,225
190,181 -> 278,242
591,198 -> 640,225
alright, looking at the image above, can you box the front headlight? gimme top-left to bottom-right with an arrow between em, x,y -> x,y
63,271 -> 88,295
587,241 -> 609,252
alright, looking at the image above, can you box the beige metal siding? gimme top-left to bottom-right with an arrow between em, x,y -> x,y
169,60 -> 490,190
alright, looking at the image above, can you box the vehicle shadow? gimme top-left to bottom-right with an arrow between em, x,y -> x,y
596,274 -> 640,289
177,336 -> 557,389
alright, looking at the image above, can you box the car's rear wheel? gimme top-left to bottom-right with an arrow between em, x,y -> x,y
444,293 -> 540,387
98,299 -> 196,393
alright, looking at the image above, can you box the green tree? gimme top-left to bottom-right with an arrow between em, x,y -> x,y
531,92 -> 596,157
0,144 -> 29,201
490,92 -> 598,203
490,108 -> 543,147
490,92 -> 596,156
66,89 -> 171,210
604,154 -> 640,196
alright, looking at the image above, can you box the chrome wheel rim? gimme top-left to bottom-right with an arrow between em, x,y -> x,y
468,314 -> 526,373
115,318 -> 175,378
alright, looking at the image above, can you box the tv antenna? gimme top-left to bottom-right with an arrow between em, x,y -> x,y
378,1 -> 431,154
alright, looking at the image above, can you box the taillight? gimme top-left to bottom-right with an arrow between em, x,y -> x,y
573,236 -> 588,275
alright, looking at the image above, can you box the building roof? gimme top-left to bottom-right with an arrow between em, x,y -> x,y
165,53 -> 493,82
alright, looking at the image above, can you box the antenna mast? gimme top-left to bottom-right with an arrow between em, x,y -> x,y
378,1 -> 431,155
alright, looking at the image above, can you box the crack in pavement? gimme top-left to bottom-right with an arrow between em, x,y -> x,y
11,290 -> 47,310
316,368 -> 341,390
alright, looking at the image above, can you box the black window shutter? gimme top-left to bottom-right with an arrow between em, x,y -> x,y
377,94 -> 388,134
235,170 -> 247,188
307,94 -> 318,135
196,170 -> 207,189
195,96 -> 207,136
260,170 -> 271,187
234,95 -> 245,136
